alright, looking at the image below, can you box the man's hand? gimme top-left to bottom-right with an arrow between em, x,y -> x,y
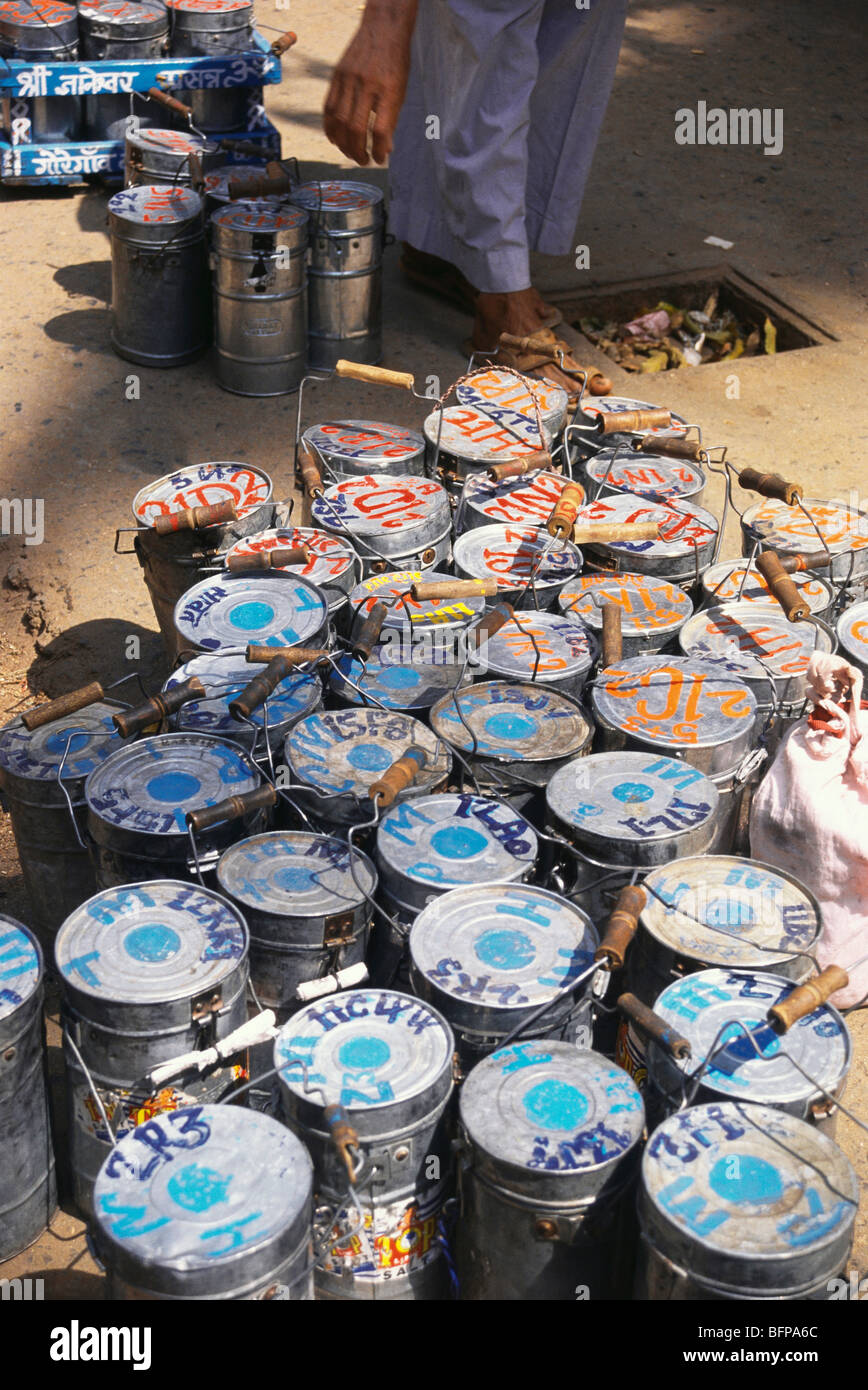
323,0 -> 418,166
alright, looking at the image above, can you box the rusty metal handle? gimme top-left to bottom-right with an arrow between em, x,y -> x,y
245,643 -> 328,666
777,551 -> 833,573
369,746 -> 427,808
146,86 -> 192,119
755,551 -> 810,622
226,546 -> 309,573
546,481 -> 585,540
297,446 -> 323,500
186,784 -> 277,833
228,656 -> 291,719
228,173 -> 291,200
635,434 -> 703,461
411,579 -> 498,600
573,522 -> 660,545
737,467 -> 802,505
153,500 -> 237,535
601,602 -> 623,667
768,966 -> 849,1032
22,681 -> 105,731
467,600 -> 514,650
352,601 -> 388,662
324,1103 -> 360,1185
617,993 -> 691,1060
595,885 -> 646,970
270,28 -> 297,56
112,677 -> 206,739
485,451 -> 553,483
595,409 -> 672,436
334,360 -> 415,391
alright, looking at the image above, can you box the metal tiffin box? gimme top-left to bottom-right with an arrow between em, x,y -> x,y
476,610 -> 598,698
124,127 -> 223,187
172,569 -> 330,656
643,968 -> 851,1136
93,1106 -> 315,1300
836,597 -> 868,678
310,473 -> 452,577
328,644 -> 471,718
128,460 -> 274,661
0,702 -> 124,944
224,523 -> 361,629
452,523 -> 582,611
210,201 -> 309,398
578,491 -> 718,586
83,731 -> 267,887
423,404 -> 552,498
635,1102 -> 858,1300
408,883 -> 599,1070
568,394 -> 689,463
544,751 -> 720,923
741,494 -> 868,582
166,0 -> 255,133
202,163 -> 287,217
346,568 -> 485,648
289,179 -> 386,369
284,707 -> 451,828
0,0 -> 80,141
457,468 -> 581,535
274,988 -> 455,1299
454,1042 -> 644,1300
54,878 -> 250,1217
558,571 -> 694,657
108,183 -> 210,368
302,420 -> 426,485
582,445 -> 706,504
0,918 -> 57,1260
455,366 -> 569,438
78,0 -> 168,140
701,557 -> 835,621
163,649 -> 322,755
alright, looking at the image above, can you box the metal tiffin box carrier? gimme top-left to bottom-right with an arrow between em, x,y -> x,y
578,491 -> 718,587
93,1105 -> 314,1300
701,557 -> 835,621
635,1102 -> 858,1300
124,126 -> 223,187
455,366 -> 568,439
582,445 -> 706,504
54,879 -> 250,1217
0,0 -> 80,142
423,403 -> 552,498
457,468 -> 581,535
166,0 -> 256,133
558,571 -> 694,657
163,649 -> 322,755
476,609 -> 598,699
301,420 -> 427,485
310,473 -> 452,577
172,569 -> 329,656
274,988 -> 455,1299
740,494 -> 868,582
0,918 -> 57,1260
454,1042 -> 645,1300
452,523 -> 582,611
78,0 -> 168,140
408,883 -> 598,1070
224,524 -> 361,628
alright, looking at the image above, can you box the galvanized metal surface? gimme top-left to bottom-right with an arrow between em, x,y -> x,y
583,447 -> 706,503
645,967 -> 851,1126
275,988 -> 453,1298
455,367 -> 569,438
572,397 -> 688,461
164,649 -> 323,752
211,201 -> 308,397
310,474 -> 451,576
303,420 -> 426,484
376,793 -> 537,912
458,468 -> 579,534
78,0 -> 168,139
0,919 -> 56,1260
453,524 -> 581,609
167,0 -> 254,132
202,164 -> 283,216
636,1102 -> 857,1298
678,601 -> 835,707
423,405 -> 552,494
108,183 -> 210,368
289,180 -> 385,368
0,0 -> 79,141
224,524 -> 360,620
836,598 -> 868,676
347,569 -> 485,642
124,127 -> 222,187
591,654 -> 758,776
702,559 -> 835,619
329,646 -> 471,715
56,878 -> 249,1215
558,572 -> 694,656
285,707 -> 451,825
84,731 -> 263,884
478,611 -> 598,697
93,1105 -> 314,1300
429,680 -> 594,788
173,570 -> 329,654
741,496 -> 868,581
578,492 -> 719,581
456,1042 -> 644,1299
0,703 -> 124,942
409,883 -> 598,1063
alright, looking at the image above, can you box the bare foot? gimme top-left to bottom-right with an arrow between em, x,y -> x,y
473,291 -> 606,397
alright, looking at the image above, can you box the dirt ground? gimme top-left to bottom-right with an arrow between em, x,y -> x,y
0,0 -> 866,1296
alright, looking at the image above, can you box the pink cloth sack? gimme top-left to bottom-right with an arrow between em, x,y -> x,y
750,652 -> 868,1006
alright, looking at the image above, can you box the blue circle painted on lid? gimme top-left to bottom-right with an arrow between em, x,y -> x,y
45,728 -> 91,755
338,1035 -> 391,1071
474,928 -> 535,972
708,1154 -> 783,1205
167,1164 -> 231,1213
274,864 -> 315,892
123,924 -> 182,963
346,742 -> 391,773
146,771 -> 202,803
377,666 -> 420,691
431,825 -> 488,859
705,896 -> 755,931
522,1079 -> 589,1132
612,781 -> 654,804
482,712 -> 536,741
228,601 -> 275,631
